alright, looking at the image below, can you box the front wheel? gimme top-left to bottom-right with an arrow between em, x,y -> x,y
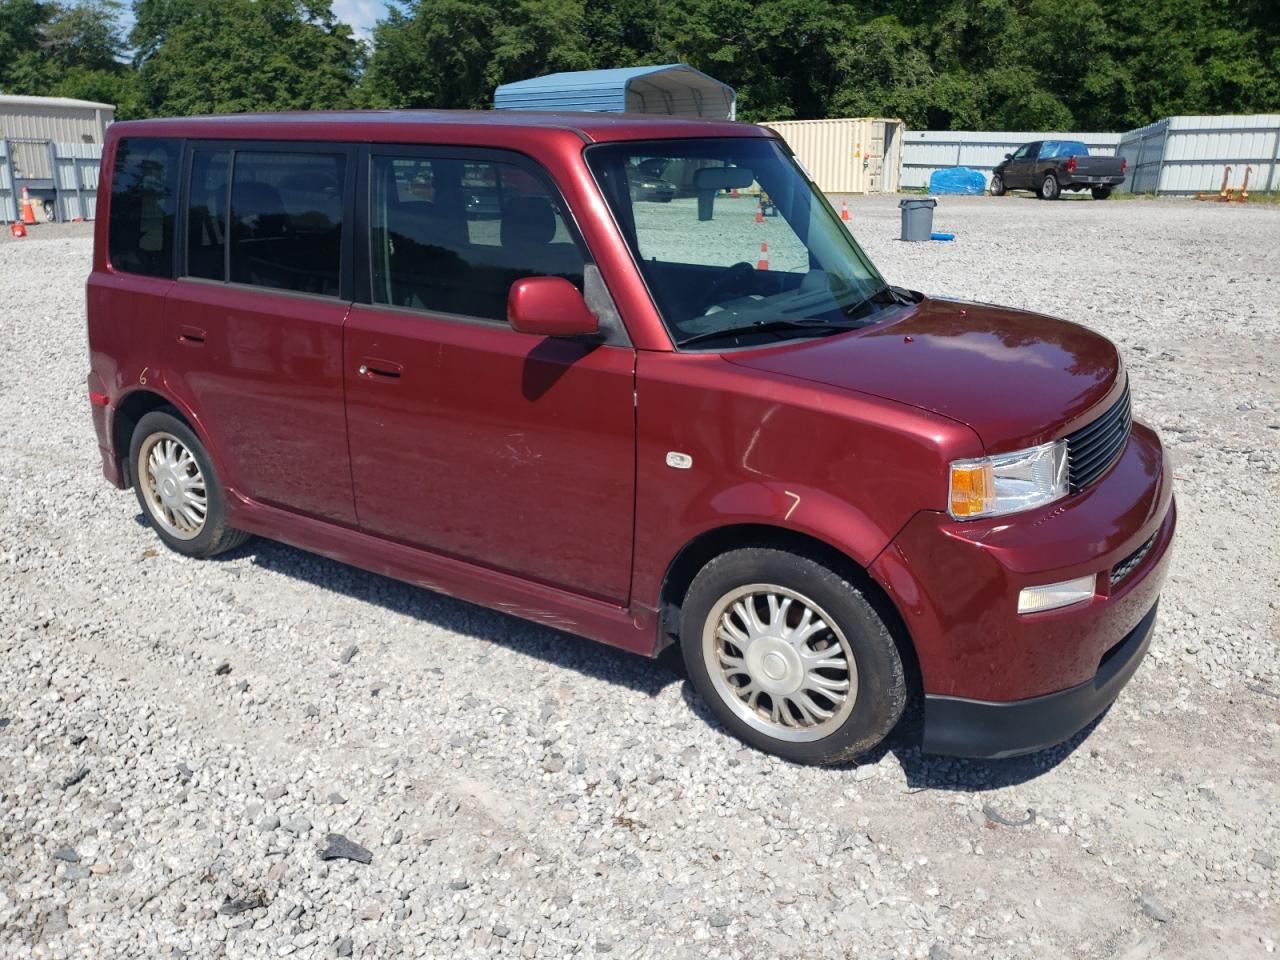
1040,174 -> 1061,200
130,410 -> 251,558
990,173 -> 1006,196
680,547 -> 907,765
1091,187 -> 1112,200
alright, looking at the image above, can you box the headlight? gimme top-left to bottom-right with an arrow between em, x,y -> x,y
949,440 -> 1068,519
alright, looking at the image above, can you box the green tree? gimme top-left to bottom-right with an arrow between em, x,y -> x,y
131,0 -> 363,116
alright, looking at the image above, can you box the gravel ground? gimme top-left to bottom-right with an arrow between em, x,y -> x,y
1,197 -> 1277,959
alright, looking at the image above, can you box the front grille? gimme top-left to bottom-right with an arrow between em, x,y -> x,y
1111,532 -> 1156,588
1066,379 -> 1132,493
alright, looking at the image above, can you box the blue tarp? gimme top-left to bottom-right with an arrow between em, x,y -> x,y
928,167 -> 987,195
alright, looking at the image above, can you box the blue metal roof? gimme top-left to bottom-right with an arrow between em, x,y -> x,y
494,65 -> 736,120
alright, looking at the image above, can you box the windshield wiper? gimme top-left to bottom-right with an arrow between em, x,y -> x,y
676,317 -> 863,348
837,283 -> 917,321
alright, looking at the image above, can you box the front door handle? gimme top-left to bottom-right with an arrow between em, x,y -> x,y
358,358 -> 403,380
178,325 -> 206,345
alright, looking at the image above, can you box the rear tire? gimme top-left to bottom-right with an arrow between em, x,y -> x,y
1040,174 -> 1061,200
130,410 -> 251,558
680,547 -> 907,765
989,173 -> 1005,197
1091,187 -> 1112,200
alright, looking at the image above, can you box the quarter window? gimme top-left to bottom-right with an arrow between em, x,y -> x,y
108,137 -> 180,277
370,154 -> 585,322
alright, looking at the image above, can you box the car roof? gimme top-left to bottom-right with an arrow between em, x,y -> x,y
106,109 -> 773,145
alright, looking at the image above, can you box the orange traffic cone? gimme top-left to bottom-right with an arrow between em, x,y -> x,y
756,242 -> 769,270
10,222 -> 27,238
840,199 -> 849,221
20,187 -> 37,226
754,204 -> 764,224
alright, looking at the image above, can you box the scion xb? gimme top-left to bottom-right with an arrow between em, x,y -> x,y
87,111 -> 1174,764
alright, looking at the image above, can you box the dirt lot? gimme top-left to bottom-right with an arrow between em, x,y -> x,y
1,196 -> 1277,959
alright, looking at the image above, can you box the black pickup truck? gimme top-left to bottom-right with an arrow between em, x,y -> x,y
990,140 -> 1127,200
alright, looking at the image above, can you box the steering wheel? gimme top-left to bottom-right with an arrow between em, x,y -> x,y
697,261 -> 756,314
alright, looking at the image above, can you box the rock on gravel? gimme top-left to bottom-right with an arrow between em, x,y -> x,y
0,206 -> 1276,959
320,834 -> 373,864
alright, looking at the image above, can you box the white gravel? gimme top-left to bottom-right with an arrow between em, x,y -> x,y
1,196 -> 1277,959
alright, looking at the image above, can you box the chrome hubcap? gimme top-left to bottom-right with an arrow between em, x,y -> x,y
140,432 -> 207,540
703,584 -> 857,742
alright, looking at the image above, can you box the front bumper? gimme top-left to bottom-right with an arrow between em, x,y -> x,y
922,601 -> 1158,758
870,421 -> 1175,755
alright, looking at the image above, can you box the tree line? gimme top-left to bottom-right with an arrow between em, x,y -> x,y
1,0 -> 1276,131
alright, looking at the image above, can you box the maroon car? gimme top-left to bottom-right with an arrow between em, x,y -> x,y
86,111 -> 1174,765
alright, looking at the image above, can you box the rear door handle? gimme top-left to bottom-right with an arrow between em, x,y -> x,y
178,325 -> 206,345
358,358 -> 403,380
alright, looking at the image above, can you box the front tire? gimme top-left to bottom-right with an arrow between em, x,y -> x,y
1091,187 -> 1112,200
130,410 -> 250,558
1040,174 -> 1061,200
680,547 -> 907,765
990,173 -> 1006,196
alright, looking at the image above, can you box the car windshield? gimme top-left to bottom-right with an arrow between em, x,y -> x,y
585,138 -> 890,348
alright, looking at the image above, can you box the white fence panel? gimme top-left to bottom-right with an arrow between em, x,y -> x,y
901,130 -> 1121,189
0,138 -> 102,222
1118,115 -> 1280,194
0,139 -> 12,221
52,141 -> 102,221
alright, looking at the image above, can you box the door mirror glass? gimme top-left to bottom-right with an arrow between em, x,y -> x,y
508,276 -> 598,338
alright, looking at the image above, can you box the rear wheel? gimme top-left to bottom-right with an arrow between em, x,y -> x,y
680,547 -> 907,765
130,410 -> 250,558
989,173 -> 1006,196
1040,174 -> 1061,200
1091,187 -> 1112,200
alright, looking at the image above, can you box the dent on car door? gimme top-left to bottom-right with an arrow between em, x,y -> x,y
343,149 -> 638,603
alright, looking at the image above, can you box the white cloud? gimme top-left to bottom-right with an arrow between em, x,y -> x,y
332,0 -> 388,43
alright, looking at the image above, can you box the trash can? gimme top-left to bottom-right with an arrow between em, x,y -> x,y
899,197 -> 937,242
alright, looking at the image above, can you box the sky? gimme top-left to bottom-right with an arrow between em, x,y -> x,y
331,0 -> 393,41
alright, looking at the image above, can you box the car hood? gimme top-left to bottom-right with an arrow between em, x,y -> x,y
724,297 -> 1122,451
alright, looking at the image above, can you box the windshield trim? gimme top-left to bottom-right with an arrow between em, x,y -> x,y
582,136 -> 890,352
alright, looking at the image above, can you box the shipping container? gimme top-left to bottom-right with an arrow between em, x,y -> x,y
764,118 -> 904,194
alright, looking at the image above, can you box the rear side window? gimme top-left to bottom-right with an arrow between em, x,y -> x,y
229,152 -> 346,296
108,138 -> 180,277
370,154 -> 585,322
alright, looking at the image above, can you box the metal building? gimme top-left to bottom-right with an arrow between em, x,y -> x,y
494,65 -> 736,120
1,94 -> 113,222
765,118 -> 904,194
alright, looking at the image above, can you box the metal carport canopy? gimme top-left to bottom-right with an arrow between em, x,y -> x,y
494,65 -> 736,120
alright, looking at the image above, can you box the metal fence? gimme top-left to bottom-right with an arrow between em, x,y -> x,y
1117,114 -> 1280,195
901,115 -> 1280,195
1,138 -> 102,222
901,130 -> 1121,189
